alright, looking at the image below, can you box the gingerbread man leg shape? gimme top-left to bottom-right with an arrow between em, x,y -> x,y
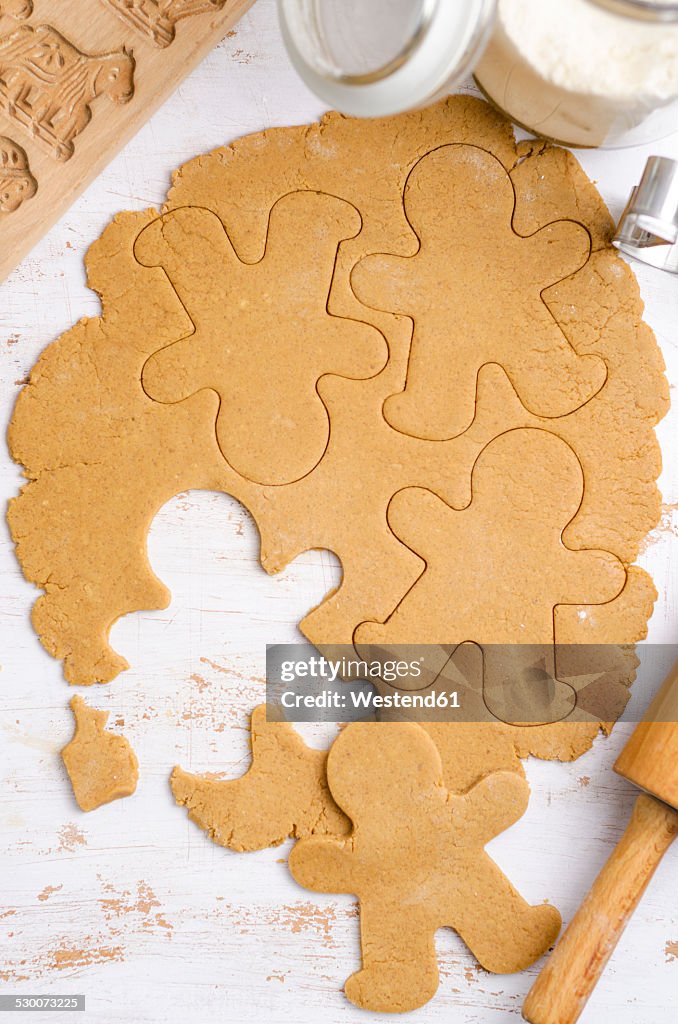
452,852 -> 563,973
347,903 -> 439,1013
289,721 -> 561,1012
136,196 -> 386,485
351,145 -> 604,440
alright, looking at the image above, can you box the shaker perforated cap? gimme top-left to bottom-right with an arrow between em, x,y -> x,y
614,156 -> 678,274
279,0 -> 497,118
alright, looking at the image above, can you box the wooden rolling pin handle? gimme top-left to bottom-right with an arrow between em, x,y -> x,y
523,793 -> 678,1024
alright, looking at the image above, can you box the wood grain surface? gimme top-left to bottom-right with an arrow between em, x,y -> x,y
0,0 -> 254,283
523,794 -> 678,1024
615,660 -> 678,808
0,3 -> 677,1022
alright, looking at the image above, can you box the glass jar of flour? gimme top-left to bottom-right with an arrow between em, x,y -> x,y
279,0 -> 678,147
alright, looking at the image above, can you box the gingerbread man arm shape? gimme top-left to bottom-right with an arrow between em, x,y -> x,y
351,145 -> 605,440
289,722 -> 561,1013
171,705 -> 348,851
135,196 -> 386,485
288,836 -> 358,893
447,770 -> 529,844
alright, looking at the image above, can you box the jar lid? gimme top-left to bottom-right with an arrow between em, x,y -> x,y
279,0 -> 497,118
588,0 -> 678,21
614,156 -> 678,274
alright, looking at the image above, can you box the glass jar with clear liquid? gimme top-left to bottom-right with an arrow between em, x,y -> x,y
279,0 -> 678,147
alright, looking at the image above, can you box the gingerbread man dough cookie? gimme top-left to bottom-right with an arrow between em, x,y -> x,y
137,196 -> 386,485
352,145 -> 605,440
289,721 -> 561,1012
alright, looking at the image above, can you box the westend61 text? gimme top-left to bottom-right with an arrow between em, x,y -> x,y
280,690 -> 461,710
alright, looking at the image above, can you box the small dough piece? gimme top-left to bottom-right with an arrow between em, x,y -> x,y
170,705 -> 349,851
352,145 -> 603,440
289,722 -> 561,1012
137,197 -> 385,486
61,696 -> 138,812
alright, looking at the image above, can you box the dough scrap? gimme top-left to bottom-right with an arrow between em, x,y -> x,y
351,144 -> 604,440
289,721 -> 561,1012
61,695 -> 138,812
8,210 -> 238,684
137,197 -> 385,485
170,704 -> 349,851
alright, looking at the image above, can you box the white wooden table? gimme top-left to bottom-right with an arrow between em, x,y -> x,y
0,3 -> 677,1021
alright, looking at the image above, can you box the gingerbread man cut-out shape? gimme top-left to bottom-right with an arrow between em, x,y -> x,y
355,428 -> 626,723
289,721 -> 561,1012
136,197 -> 386,485
351,145 -> 606,440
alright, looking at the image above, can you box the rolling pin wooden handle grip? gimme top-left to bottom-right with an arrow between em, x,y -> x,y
523,794 -> 678,1024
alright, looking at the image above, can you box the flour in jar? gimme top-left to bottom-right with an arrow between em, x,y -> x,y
475,0 -> 678,146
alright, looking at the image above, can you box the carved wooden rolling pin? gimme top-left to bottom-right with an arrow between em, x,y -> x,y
523,658 -> 678,1024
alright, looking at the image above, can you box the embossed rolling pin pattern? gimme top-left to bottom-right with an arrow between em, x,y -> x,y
523,658 -> 678,1024
0,0 -> 254,282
